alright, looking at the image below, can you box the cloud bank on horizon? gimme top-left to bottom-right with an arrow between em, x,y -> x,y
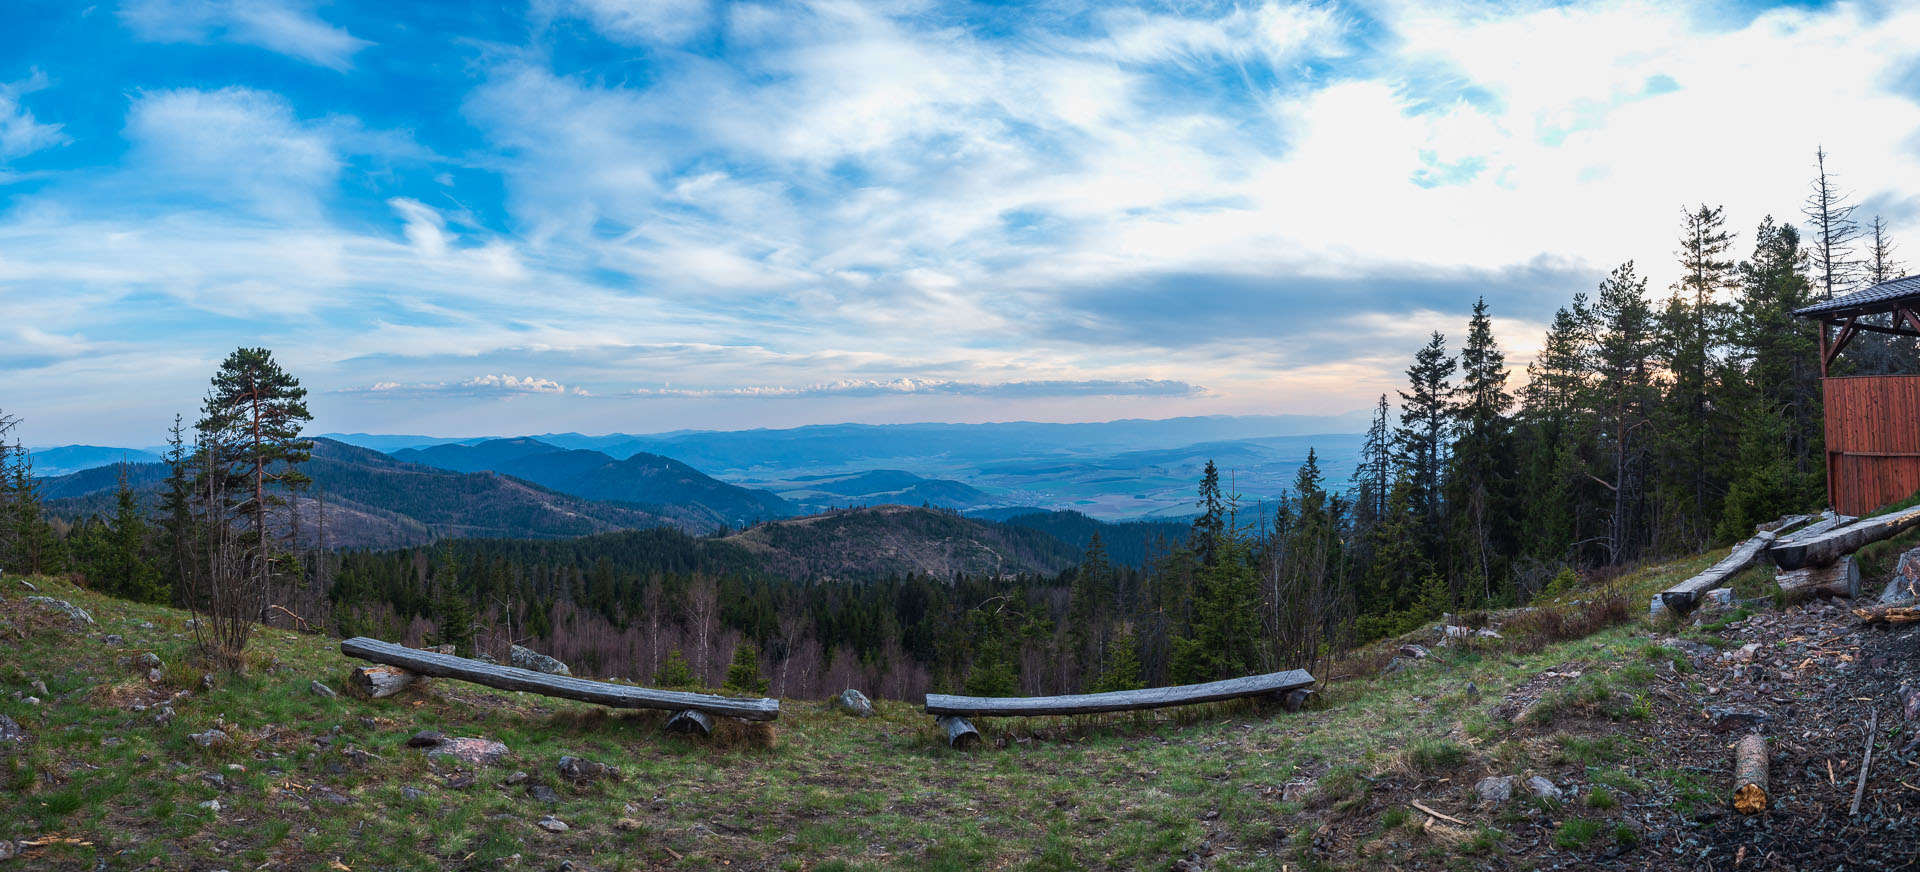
2,0 -> 1918,444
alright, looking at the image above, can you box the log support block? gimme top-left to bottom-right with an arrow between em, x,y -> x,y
664,710 -> 715,737
349,665 -> 417,699
1734,734 -> 1769,814
1279,688 -> 1315,713
937,716 -> 980,749
1777,555 -> 1861,599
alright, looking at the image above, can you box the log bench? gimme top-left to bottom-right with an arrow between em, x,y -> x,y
340,637 -> 778,736
922,668 -> 1315,748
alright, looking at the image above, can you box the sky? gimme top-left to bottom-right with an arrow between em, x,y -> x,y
3,0 -> 1920,446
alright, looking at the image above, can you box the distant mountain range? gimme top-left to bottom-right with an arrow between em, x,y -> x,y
27,445 -> 165,477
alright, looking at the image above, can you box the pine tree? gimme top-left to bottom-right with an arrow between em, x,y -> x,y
1449,299 -> 1511,602
1658,204 -> 1737,546
1592,262 -> 1657,564
1393,332 -> 1456,552
722,640 -> 769,694
1733,217 -> 1823,497
1804,147 -> 1861,301
190,347 -> 313,670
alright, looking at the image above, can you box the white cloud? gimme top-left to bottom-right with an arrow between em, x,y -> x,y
124,87 -> 341,220
120,0 -> 371,70
357,374 -> 590,397
0,72 -> 68,162
558,0 -> 711,45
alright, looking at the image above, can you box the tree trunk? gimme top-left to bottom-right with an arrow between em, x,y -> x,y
349,665 -> 417,699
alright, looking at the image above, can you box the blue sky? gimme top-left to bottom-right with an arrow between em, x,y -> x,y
3,0 -> 1919,445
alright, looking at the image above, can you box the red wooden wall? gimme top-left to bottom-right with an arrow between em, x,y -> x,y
1823,375 -> 1920,516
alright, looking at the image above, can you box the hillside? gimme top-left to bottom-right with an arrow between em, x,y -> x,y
397,438 -> 794,528
724,504 -> 1079,579
991,509 -> 1193,568
5,544 -> 1918,870
40,439 -> 695,546
775,469 -> 999,512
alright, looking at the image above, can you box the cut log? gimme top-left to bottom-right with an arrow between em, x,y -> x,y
1733,734 -> 1768,814
664,710 -> 715,737
1279,688 -> 1315,713
1771,505 -> 1920,571
1756,513 -> 1816,534
1855,604 -> 1920,625
340,637 -> 779,721
1660,531 -> 1781,615
937,715 -> 979,749
1776,556 -> 1861,599
924,669 -> 1314,718
1774,512 -> 1853,546
349,665 -> 417,699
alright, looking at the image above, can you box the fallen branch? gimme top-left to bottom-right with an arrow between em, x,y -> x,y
1851,709 -> 1877,816
1411,800 -> 1469,826
1853,605 -> 1920,625
1734,735 -> 1769,814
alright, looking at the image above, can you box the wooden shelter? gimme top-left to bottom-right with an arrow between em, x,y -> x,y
1796,276 -> 1920,515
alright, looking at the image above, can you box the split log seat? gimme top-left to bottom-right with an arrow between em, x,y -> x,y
923,668 -> 1315,747
340,637 -> 778,735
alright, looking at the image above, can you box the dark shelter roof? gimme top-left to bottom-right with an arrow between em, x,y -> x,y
1795,275 -> 1920,319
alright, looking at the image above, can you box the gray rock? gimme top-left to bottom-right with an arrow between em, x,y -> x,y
407,730 -> 446,748
402,786 -> 425,802
137,652 -> 162,669
1705,706 -> 1769,733
309,681 -> 338,699
190,729 -> 230,748
510,645 -> 571,676
1381,657 -> 1417,676
198,799 -> 221,813
25,597 -> 92,626
1280,780 -> 1313,802
0,837 -> 15,860
425,737 -> 509,766
1475,775 -> 1515,803
527,784 -> 560,803
557,755 -> 615,784
1525,775 -> 1562,801
474,652 -> 498,664
1397,644 -> 1431,659
536,816 -> 568,833
102,634 -> 123,646
830,688 -> 875,717
1475,628 -> 1503,639
1465,681 -> 1481,702
505,770 -> 529,785
313,788 -> 352,806
146,668 -> 163,684
0,714 -> 24,746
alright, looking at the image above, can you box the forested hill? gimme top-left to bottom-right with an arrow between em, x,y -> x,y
723,505 -> 1081,580
990,510 -> 1193,568
395,437 -> 794,527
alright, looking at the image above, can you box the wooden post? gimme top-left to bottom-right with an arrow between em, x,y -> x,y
937,716 -> 980,749
1734,734 -> 1768,814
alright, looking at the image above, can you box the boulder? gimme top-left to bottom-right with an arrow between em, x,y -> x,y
426,737 -> 509,766
1883,548 -> 1920,605
407,730 -> 447,748
0,714 -> 25,747
536,816 -> 569,833
557,755 -> 616,784
25,597 -> 92,626
510,645 -> 571,676
1397,644 -> 1431,660
829,689 -> 874,718
1525,775 -> 1563,802
527,784 -> 560,803
1474,775 -> 1516,803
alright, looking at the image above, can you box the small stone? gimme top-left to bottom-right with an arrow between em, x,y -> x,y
22,698 -> 39,706
190,729 -> 230,748
309,681 -> 338,699
558,755 -> 615,784
1475,775 -> 1515,803
444,774 -> 476,790
425,737 -> 509,766
1525,775 -> 1562,801
200,674 -> 215,691
199,799 -> 221,813
138,652 -> 162,669
1397,644 -> 1431,659
1465,681 -> 1481,702
614,818 -> 645,831
0,838 -> 14,860
536,816 -> 568,833
102,634 -> 124,646
407,731 -> 446,748
314,788 -> 352,806
0,714 -> 25,746
527,784 -> 560,803
1475,628 -> 1502,639
201,773 -> 226,790
829,689 -> 875,717
138,621 -> 154,630
1280,780 -> 1313,802
29,681 -> 46,696
504,770 -> 529,785
402,786 -> 425,802
146,669 -> 163,684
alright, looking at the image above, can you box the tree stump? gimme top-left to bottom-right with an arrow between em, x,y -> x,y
1776,556 -> 1861,599
1734,734 -> 1768,814
349,665 -> 417,699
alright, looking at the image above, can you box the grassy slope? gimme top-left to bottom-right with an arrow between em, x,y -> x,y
0,553 -> 1736,871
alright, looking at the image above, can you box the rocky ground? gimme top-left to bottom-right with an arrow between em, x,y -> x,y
4,551 -> 1920,871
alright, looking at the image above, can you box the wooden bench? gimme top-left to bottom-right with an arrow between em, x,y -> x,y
923,668 -> 1316,747
340,637 -> 778,736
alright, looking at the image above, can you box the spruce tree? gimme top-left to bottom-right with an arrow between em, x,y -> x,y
722,640 -> 768,695
1449,299 -> 1511,602
1393,332 -> 1455,553
1592,262 -> 1657,564
1803,147 -> 1861,301
101,467 -> 164,603
653,649 -> 699,689
1090,625 -> 1145,692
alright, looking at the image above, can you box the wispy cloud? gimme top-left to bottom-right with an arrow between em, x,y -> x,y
0,72 -> 68,160
350,375 -> 591,398
120,0 -> 371,70
620,378 -> 1210,400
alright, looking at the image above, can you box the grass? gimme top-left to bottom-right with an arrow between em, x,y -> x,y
1554,818 -> 1605,850
0,553 -> 1735,871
